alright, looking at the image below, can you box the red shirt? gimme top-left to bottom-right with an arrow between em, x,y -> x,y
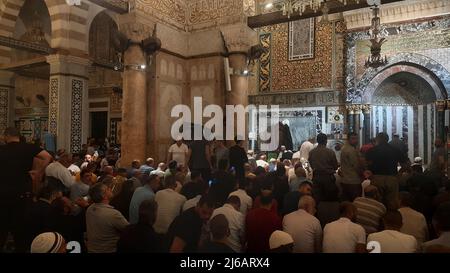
253,196 -> 278,214
360,143 -> 374,154
245,208 -> 282,253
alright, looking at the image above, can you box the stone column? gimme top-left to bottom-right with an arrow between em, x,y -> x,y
46,55 -> 90,153
0,71 -> 14,136
221,24 -> 258,147
361,104 -> 371,144
117,13 -> 154,166
436,100 -> 446,142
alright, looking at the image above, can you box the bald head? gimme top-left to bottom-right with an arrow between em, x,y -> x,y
298,195 -> 316,215
103,166 -> 113,176
364,185 -> 380,200
145,158 -> 154,166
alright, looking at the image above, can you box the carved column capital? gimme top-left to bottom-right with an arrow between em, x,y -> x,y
361,104 -> 371,114
436,100 -> 446,111
446,100 -> 450,110
117,11 -> 156,42
220,23 -> 258,54
346,104 -> 355,115
353,104 -> 362,114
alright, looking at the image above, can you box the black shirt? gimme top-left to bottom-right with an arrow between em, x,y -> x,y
166,207 -> 203,253
198,240 -> 235,253
26,199 -> 57,246
189,141 -> 210,169
180,182 -> 201,200
366,143 -> 407,175
0,142 -> 42,199
209,170 -> 235,207
117,223 -> 162,253
229,145 -> 248,177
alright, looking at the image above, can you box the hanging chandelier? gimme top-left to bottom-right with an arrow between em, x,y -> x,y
365,5 -> 388,69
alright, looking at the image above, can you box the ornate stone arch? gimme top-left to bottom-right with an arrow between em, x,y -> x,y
348,53 -> 450,103
362,64 -> 447,104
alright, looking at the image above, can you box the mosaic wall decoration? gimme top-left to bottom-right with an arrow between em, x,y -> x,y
0,88 -> 8,134
70,79 -> 83,153
110,118 -> 122,145
289,18 -> 315,61
49,78 -> 58,135
260,21 -> 333,92
346,17 -> 450,103
258,32 -> 271,93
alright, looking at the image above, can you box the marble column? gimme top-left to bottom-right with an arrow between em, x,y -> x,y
117,13 -> 154,166
353,105 -> 362,138
0,71 -> 14,136
346,105 -> 355,134
46,55 -> 90,153
362,104 -> 371,144
436,100 -> 446,142
221,24 -> 257,147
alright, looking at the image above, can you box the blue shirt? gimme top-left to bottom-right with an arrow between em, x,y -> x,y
129,185 -> 155,224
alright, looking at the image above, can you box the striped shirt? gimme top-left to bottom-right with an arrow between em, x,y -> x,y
353,197 -> 386,234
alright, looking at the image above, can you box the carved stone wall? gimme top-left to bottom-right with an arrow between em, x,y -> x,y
135,0 -> 248,32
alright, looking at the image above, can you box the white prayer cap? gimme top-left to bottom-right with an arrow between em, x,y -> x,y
31,232 -> 65,253
269,230 -> 294,250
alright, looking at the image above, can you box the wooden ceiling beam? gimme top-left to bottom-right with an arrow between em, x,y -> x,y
248,0 -> 405,28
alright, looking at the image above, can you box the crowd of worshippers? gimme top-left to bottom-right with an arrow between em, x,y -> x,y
1,126 -> 450,253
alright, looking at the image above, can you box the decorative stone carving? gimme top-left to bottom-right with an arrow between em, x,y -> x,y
249,90 -> 343,106
70,79 -> 83,153
117,12 -> 156,43
220,23 -> 258,53
135,0 -> 186,30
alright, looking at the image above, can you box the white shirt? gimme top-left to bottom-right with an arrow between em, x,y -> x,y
368,230 -> 418,253
68,164 -> 81,175
361,179 -> 371,197
283,209 -> 322,253
398,207 -> 428,245
256,159 -> 269,168
154,188 -> 186,234
299,141 -> 314,161
183,195 -> 201,211
229,189 -> 253,215
168,143 -> 189,166
292,151 -> 301,159
45,161 -> 75,188
323,217 -> 366,253
211,204 -> 245,253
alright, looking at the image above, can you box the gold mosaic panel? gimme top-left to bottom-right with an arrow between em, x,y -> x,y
263,21 -> 333,92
